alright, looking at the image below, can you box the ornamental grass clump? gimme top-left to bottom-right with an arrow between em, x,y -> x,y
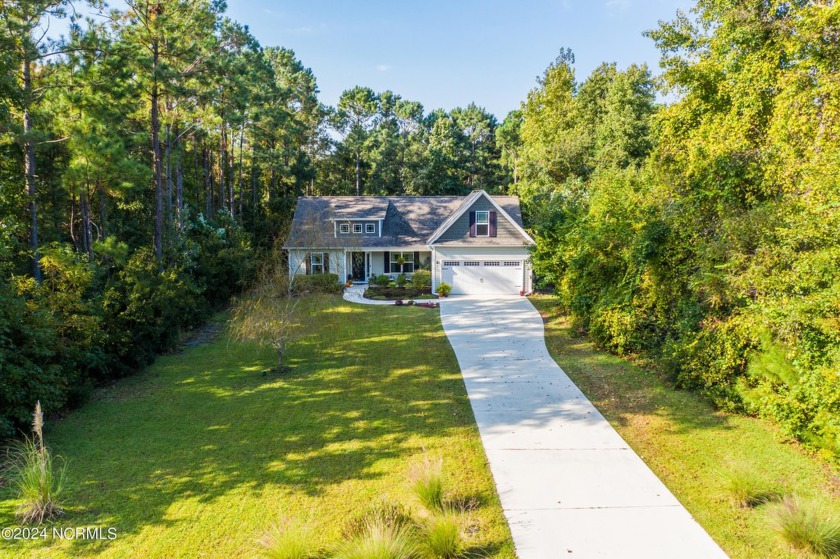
723,464 -> 781,508
333,517 -> 419,559
258,516 -> 321,559
769,495 -> 840,556
422,512 -> 463,559
4,402 -> 67,524
342,498 -> 414,540
409,456 -> 445,512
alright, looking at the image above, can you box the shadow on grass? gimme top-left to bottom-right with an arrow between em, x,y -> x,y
529,298 -> 736,436
0,297 -> 501,557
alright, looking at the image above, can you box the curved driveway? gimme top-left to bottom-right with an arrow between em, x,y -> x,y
440,295 -> 728,559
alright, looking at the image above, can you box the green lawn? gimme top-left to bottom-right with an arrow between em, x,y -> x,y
530,296 -> 840,559
0,297 -> 514,559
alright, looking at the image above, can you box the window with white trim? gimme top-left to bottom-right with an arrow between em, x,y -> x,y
390,252 -> 415,273
443,261 -> 460,267
475,211 -> 490,237
464,261 -> 480,267
483,261 -> 500,267
310,253 -> 326,274
352,223 -> 363,234
503,261 -> 520,267
339,223 -> 350,234
365,223 -> 376,234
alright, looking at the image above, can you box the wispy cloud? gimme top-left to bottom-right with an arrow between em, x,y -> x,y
376,64 -> 391,72
285,26 -> 314,35
605,0 -> 631,14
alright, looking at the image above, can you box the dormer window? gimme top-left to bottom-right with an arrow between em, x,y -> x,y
352,223 -> 363,234
339,223 -> 350,234
365,223 -> 376,234
475,211 -> 490,237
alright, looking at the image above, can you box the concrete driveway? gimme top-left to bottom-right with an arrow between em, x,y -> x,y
439,295 -> 728,559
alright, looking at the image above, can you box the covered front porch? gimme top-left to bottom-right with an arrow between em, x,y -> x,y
343,249 -> 432,283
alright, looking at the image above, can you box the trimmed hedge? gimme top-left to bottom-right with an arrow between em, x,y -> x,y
364,286 -> 431,300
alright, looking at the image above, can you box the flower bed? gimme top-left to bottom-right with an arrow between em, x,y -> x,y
363,285 -> 435,301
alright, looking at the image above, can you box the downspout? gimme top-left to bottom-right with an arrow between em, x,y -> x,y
431,245 -> 437,294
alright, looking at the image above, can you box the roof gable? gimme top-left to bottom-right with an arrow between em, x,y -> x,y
427,190 -> 535,246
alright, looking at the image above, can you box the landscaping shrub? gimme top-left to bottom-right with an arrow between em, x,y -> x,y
342,499 -> 414,540
436,283 -> 451,297
365,286 -> 430,300
422,513 -> 462,559
409,456 -> 445,512
376,274 -> 391,287
258,516 -> 321,559
396,273 -> 407,287
292,273 -> 343,295
723,464 -> 781,508
410,270 -> 431,290
333,518 -> 419,559
3,403 -> 67,524
769,496 -> 840,556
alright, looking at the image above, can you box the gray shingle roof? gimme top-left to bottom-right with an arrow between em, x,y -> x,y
284,194 -> 525,249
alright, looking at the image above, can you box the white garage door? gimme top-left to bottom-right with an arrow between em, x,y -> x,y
441,261 -> 523,295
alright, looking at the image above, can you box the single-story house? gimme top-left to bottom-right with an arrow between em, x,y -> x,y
283,189 -> 536,295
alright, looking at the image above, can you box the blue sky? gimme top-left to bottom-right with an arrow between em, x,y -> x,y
225,0 -> 694,119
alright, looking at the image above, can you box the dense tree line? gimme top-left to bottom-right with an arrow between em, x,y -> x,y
511,3 -> 840,459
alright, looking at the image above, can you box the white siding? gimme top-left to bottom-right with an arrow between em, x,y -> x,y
288,249 -> 346,283
432,246 -> 532,294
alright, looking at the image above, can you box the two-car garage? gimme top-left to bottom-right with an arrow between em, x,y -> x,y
441,259 -> 525,295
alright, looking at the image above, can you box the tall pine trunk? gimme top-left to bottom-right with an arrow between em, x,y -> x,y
151,39 -> 164,270
175,129 -> 183,231
204,146 -> 213,217
22,56 -> 41,282
220,124 -> 227,213
355,150 -> 361,196
237,123 -> 244,222
99,188 -> 107,241
165,122 -> 173,231
80,187 -> 92,259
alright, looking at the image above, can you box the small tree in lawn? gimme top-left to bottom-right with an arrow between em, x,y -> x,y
229,246 -> 300,373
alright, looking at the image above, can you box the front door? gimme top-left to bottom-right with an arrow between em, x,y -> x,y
352,252 -> 365,281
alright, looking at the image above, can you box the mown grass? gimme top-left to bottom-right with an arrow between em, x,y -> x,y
530,296 -> 840,559
0,296 -> 514,558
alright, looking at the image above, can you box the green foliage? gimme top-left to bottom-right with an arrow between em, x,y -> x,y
436,283 -> 451,297
409,456 -> 445,512
395,273 -> 408,287
376,274 -> 391,287
0,282 -> 63,437
769,496 -> 840,557
333,519 -> 420,559
422,513 -> 462,559
342,499 -> 414,540
365,287 -> 429,300
723,464 -> 782,509
259,517 -> 321,559
410,270 -> 431,290
516,4 -> 840,458
293,274 -> 343,295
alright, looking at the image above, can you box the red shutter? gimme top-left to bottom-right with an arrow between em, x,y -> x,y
489,211 -> 497,237
469,212 -> 476,237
